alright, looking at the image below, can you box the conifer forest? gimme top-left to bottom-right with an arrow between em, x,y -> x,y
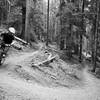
0,0 -> 100,100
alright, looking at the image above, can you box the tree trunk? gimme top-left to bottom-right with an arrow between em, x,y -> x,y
25,0 -> 30,42
92,0 -> 99,72
91,19 -> 96,65
25,0 -> 38,43
20,6 -> 26,39
46,0 -> 50,46
60,0 -> 63,50
67,23 -> 72,59
0,8 -> 2,25
79,0 -> 84,62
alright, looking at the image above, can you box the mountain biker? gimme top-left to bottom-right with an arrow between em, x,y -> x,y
0,27 -> 15,50
0,27 -> 16,65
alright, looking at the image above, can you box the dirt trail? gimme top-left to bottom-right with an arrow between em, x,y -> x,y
0,52 -> 100,100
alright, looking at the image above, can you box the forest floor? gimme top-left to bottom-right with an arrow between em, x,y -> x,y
0,42 -> 100,100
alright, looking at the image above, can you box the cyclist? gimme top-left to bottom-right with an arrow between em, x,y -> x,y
0,27 -> 15,49
0,27 -> 15,65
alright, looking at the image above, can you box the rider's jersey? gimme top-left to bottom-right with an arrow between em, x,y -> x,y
1,33 -> 14,44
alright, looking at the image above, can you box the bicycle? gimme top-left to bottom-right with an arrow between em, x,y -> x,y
0,43 -> 11,65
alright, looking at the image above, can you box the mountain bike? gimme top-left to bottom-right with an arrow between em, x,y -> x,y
0,44 -> 11,65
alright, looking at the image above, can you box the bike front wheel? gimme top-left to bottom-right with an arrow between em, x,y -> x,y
0,53 -> 6,65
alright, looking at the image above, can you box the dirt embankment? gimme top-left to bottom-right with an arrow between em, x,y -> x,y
0,48 -> 100,100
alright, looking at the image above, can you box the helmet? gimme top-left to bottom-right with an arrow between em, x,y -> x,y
8,27 -> 15,34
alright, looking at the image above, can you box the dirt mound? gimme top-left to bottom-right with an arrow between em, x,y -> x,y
8,49 -> 85,88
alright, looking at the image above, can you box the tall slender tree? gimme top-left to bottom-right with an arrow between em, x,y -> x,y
79,0 -> 84,62
46,0 -> 50,46
92,0 -> 100,72
25,0 -> 30,42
